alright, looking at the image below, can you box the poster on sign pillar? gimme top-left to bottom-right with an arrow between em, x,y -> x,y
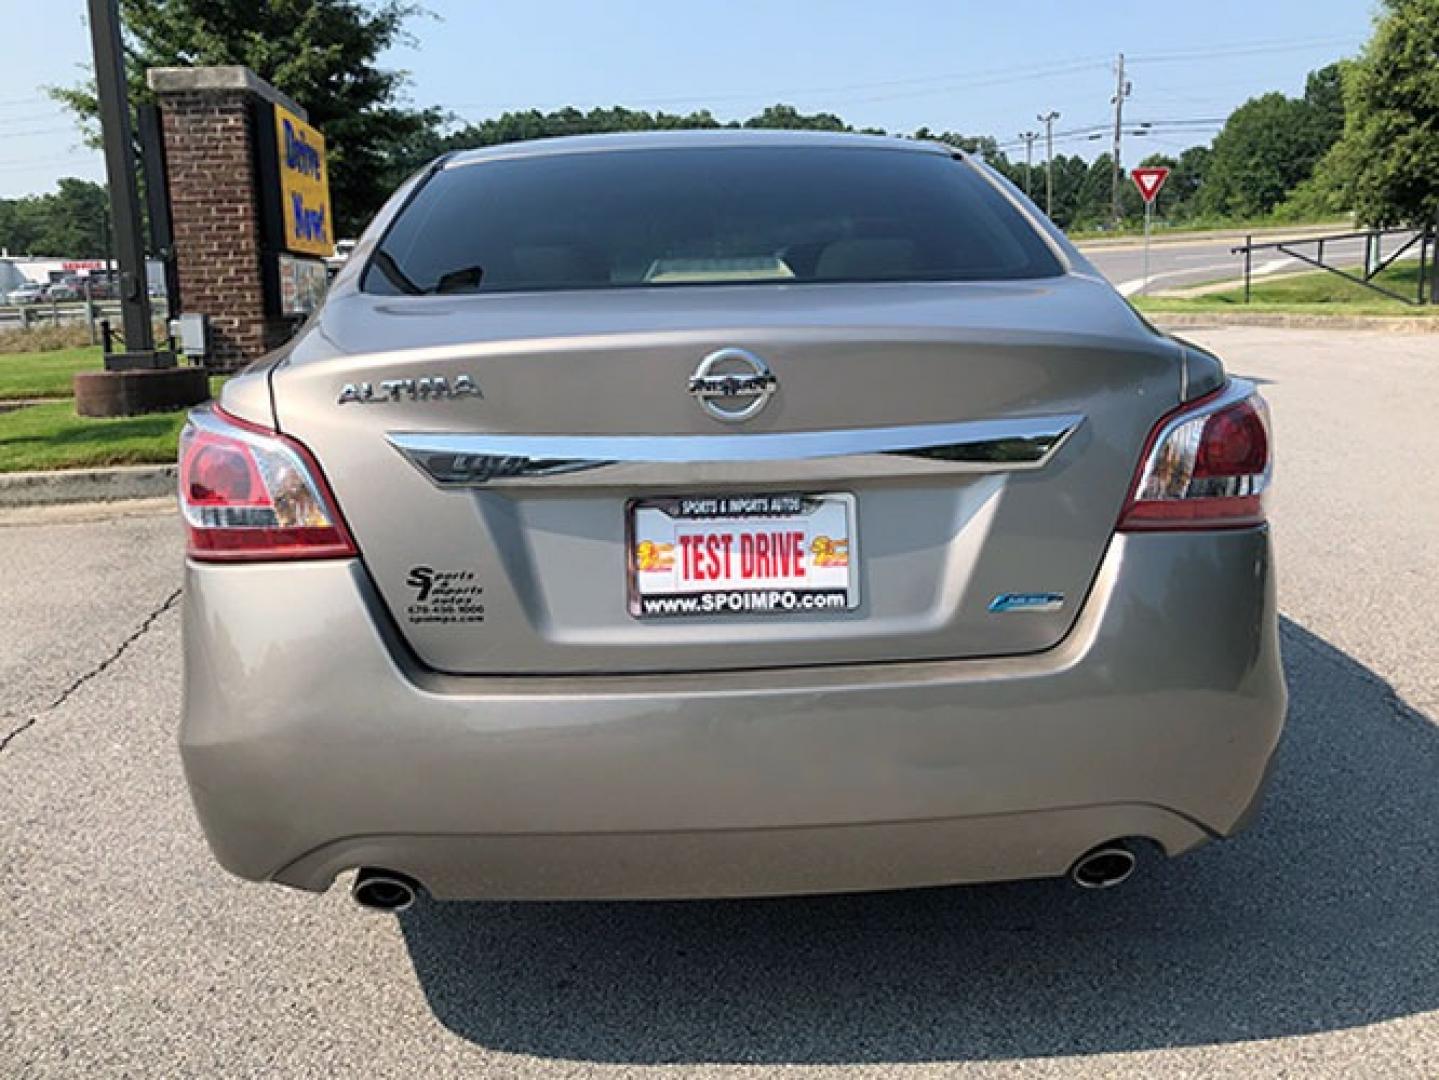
272,103 -> 334,258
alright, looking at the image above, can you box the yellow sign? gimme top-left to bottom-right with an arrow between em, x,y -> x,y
273,104 -> 333,257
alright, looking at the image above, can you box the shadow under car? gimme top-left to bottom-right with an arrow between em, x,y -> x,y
395,618 -> 1438,1065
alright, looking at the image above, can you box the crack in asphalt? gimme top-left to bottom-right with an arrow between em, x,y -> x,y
0,587 -> 182,755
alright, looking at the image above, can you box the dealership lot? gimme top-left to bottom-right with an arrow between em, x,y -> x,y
3,327 -> 1438,1078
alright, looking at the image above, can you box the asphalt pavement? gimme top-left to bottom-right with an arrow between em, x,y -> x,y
4,327 -> 1439,1077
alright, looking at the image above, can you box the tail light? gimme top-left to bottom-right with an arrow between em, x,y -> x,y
178,406 -> 356,561
1118,379 -> 1272,531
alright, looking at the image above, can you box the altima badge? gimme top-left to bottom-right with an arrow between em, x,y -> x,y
688,348 -> 777,422
338,374 -> 481,405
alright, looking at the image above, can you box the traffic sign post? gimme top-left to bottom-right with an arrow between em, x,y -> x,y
1130,167 -> 1170,296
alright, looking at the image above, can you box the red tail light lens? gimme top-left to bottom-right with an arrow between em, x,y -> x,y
178,407 -> 356,561
1118,380 -> 1272,531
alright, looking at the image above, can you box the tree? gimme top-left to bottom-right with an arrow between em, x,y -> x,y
1304,63 -> 1347,142
741,104 -> 848,132
1338,0 -> 1439,227
1173,145 -> 1213,211
0,179 -> 111,257
910,128 -> 1002,158
0,199 -> 38,256
1026,153 -> 1091,229
441,105 -> 724,153
1070,154 -> 1117,228
54,0 -> 433,236
1200,90 -> 1340,218
37,179 -> 112,256
439,102 -> 889,158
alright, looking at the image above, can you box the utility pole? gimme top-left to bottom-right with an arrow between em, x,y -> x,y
86,0 -> 170,369
1037,111 -> 1059,218
1018,131 -> 1038,199
1109,52 -> 1132,227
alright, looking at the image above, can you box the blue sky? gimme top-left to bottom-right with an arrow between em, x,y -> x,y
1,0 -> 1377,198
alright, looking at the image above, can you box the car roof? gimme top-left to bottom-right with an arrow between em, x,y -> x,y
443,129 -> 959,169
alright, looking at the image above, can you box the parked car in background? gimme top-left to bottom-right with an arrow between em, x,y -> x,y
178,132 -> 1285,911
82,275 -> 118,300
325,238 -> 358,277
44,278 -> 82,302
5,281 -> 47,305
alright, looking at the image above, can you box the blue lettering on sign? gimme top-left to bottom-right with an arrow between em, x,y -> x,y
290,192 -> 327,241
282,119 -> 322,179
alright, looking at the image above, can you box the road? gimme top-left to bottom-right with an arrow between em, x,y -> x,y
4,327 -> 1439,1077
1078,231 -> 1406,296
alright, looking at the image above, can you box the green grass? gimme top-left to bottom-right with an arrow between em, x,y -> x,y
0,400 -> 189,473
0,346 -> 107,400
1136,260 -> 1437,317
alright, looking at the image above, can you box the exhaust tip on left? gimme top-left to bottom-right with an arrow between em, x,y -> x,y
351,868 -> 421,912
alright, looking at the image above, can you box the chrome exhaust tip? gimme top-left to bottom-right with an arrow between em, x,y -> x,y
1068,842 -> 1138,890
351,868 -> 420,912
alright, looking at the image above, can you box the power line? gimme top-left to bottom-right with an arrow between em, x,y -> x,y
1127,36 -> 1356,65
0,124 -> 82,139
450,56 -> 1114,116
992,114 -> 1225,151
830,61 -> 1109,107
1130,117 -> 1229,126
0,153 -> 101,173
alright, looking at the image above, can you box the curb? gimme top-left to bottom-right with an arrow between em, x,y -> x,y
1150,312 -> 1439,333
0,464 -> 176,508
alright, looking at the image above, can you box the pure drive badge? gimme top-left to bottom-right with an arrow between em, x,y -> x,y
337,374 -> 481,405
988,592 -> 1065,614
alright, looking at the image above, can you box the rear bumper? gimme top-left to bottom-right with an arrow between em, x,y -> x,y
180,529 -> 1286,899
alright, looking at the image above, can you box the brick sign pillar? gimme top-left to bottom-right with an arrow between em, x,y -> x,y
147,66 -> 319,370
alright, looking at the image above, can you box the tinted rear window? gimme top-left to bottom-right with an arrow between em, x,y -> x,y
365,146 -> 1063,296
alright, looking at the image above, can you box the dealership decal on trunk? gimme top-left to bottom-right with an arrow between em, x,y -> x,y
404,566 -> 486,624
337,374 -> 481,405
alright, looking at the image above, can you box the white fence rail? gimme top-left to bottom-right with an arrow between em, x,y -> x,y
0,299 -> 173,340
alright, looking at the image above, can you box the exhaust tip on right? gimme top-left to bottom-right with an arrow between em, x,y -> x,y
351,868 -> 420,912
1068,843 -> 1138,890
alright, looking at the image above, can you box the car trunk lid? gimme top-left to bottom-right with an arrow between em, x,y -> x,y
270,276 -> 1180,674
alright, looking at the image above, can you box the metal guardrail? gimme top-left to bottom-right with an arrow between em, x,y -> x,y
0,298 -> 172,338
1232,227 -> 1437,306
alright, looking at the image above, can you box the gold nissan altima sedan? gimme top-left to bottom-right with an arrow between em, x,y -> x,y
177,131 -> 1285,911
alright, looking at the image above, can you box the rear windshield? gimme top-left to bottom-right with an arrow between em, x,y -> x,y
365,146 -> 1063,296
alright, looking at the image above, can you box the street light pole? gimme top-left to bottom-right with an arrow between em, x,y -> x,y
86,0 -> 170,369
1037,111 -> 1060,218
1018,131 -> 1038,199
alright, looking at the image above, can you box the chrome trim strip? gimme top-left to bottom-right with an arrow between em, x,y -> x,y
389,415 -> 1083,488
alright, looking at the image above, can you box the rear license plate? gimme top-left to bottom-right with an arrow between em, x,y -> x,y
628,492 -> 858,618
